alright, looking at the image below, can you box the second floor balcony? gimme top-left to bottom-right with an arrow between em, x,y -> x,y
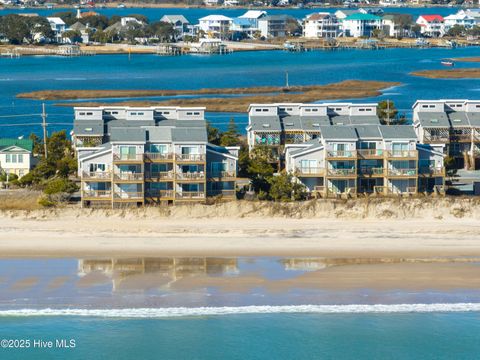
357,149 -> 384,159
82,171 -> 111,180
82,190 -> 112,199
175,191 -> 206,200
113,172 -> 144,182
208,171 -> 237,179
326,150 -> 357,159
113,191 -> 144,200
144,152 -> 174,162
358,167 -> 385,176
145,171 -> 175,181
176,154 -> 206,162
295,167 -> 325,177
418,167 -> 444,177
176,172 -> 206,181
113,153 -> 144,163
385,150 -> 418,159
327,168 -> 356,177
386,168 -> 417,177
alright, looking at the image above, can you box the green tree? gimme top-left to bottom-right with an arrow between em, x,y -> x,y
447,24 -> 465,37
62,30 -> 82,43
377,100 -> 399,125
444,155 -> 458,179
79,15 -> 109,30
148,21 -> 175,42
207,122 -> 221,145
52,11 -> 77,26
268,172 -> 306,201
220,118 -> 241,146
247,146 -> 275,195
0,14 -> 30,44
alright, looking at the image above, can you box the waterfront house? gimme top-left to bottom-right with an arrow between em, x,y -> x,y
69,21 -> 90,43
246,102 -> 380,169
416,15 -> 445,38
444,13 -> 475,31
160,15 -> 195,40
46,17 -> 66,43
303,13 -> 341,39
381,15 -> 407,38
258,15 -> 295,38
413,100 -> 480,170
284,124 -> 445,197
73,106 -> 238,208
456,9 -> 480,25
0,138 -> 34,178
341,13 -> 382,38
198,15 -> 233,39
238,10 -> 267,30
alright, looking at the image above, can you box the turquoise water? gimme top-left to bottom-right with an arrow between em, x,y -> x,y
1,46 -> 479,137
1,312 -> 480,359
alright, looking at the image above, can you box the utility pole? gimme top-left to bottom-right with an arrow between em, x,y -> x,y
386,99 -> 390,125
42,103 -> 48,159
285,71 -> 289,89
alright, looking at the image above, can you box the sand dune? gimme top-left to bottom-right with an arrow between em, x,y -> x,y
0,198 -> 480,257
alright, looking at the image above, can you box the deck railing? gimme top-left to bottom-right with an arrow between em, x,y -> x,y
207,190 -> 236,197
113,191 -> 144,200
82,171 -> 111,180
83,190 -> 112,198
113,172 -> 144,181
327,168 -> 356,176
144,152 -> 175,161
145,190 -> 175,198
176,172 -> 205,180
208,171 -> 237,179
175,191 -> 205,199
176,154 -> 206,162
113,153 -> 144,162
357,149 -> 384,158
326,150 -> 357,158
295,167 -> 325,176
145,171 -> 174,180
386,168 -> 417,176
418,167 -> 444,176
385,150 -> 417,158
358,167 -> 384,176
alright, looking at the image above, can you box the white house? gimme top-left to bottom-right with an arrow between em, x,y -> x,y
416,15 -> 445,37
444,13 -> 475,31
303,13 -> 340,39
258,15 -> 294,38
120,17 -> 144,27
0,138 -> 34,178
238,10 -> 267,29
198,15 -> 233,39
341,13 -> 382,38
46,17 -> 66,42
334,9 -> 360,21
160,15 -> 195,40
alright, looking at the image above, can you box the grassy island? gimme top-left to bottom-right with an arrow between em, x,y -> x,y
411,68 -> 480,79
17,80 -> 400,112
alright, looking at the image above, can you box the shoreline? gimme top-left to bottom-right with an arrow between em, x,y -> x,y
1,198 -> 480,258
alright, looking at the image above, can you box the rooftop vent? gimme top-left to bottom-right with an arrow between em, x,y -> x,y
262,124 -> 270,128
85,128 -> 93,132
430,119 -> 439,123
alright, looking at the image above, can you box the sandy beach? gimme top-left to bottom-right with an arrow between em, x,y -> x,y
1,198 -> 480,258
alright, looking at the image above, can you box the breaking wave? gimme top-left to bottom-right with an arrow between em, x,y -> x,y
1,303 -> 480,318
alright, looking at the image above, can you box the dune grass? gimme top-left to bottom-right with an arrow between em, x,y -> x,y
0,191 -> 43,211
411,68 -> 480,79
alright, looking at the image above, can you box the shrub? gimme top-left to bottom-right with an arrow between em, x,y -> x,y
37,195 -> 56,207
43,178 -> 78,195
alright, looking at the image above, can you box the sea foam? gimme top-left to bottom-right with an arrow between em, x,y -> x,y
1,303 -> 480,318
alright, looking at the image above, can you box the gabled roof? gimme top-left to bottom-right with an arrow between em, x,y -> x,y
320,126 -> 357,140
0,138 -> 33,152
172,128 -> 207,143
160,15 -> 189,24
250,115 -> 281,131
416,112 -> 450,128
418,15 -> 444,22
379,125 -> 417,140
199,15 -> 233,21
74,119 -> 104,136
355,125 -> 382,139
239,10 -> 267,19
46,17 -> 65,25
305,12 -> 334,21
110,127 -> 146,142
69,21 -> 87,31
447,111 -> 470,128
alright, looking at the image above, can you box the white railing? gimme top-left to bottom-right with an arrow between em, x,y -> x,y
113,153 -> 144,161
145,171 -> 174,180
326,150 -> 357,158
207,190 -> 236,197
144,152 -> 174,161
176,172 -> 205,180
387,168 -> 417,176
295,167 -> 325,176
327,168 -> 356,176
385,150 -> 417,158
357,149 -> 384,158
82,171 -> 111,180
113,172 -> 144,181
175,191 -> 205,199
113,191 -> 143,200
176,154 -> 206,162
145,190 -> 175,198
83,190 -> 112,198
208,171 -> 237,178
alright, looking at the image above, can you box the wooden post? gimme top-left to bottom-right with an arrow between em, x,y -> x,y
41,103 -> 48,159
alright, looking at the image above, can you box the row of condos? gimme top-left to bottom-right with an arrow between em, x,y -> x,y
247,102 -> 446,197
413,100 -> 480,170
285,125 -> 445,197
246,102 -> 380,169
72,106 -> 238,208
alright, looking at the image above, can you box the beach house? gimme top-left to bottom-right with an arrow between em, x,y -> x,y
416,15 -> 445,37
198,15 -> 233,39
413,100 -> 480,170
341,13 -> 382,37
258,15 -> 294,38
46,17 -> 66,43
246,103 -> 380,169
334,9 -> 360,21
0,138 -> 34,178
303,13 -> 341,39
73,107 -> 238,208
238,10 -> 267,30
284,124 -> 445,197
444,13 -> 475,31
160,15 -> 195,40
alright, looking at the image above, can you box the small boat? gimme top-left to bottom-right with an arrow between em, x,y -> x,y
117,3 -> 126,8
441,60 -> 455,66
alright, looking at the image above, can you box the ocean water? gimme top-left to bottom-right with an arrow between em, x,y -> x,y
1,312 -> 480,359
0,46 -> 479,137
0,257 -> 479,358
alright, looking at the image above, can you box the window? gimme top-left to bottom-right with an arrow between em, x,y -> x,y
193,112 -> 200,115
79,112 -> 85,115
150,144 -> 167,154
359,109 -> 365,112
211,162 -> 226,173
5,154 -> 11,163
312,109 -> 318,112
11,154 -> 17,163
186,112 -> 193,115
86,112 -> 93,115
255,109 -> 262,112
305,109 -> 311,112
89,163 -> 106,172
422,105 -> 428,109
300,159 -> 316,169
182,146 -> 199,155
112,111 -> 119,115
18,154 -> 23,163
119,146 -> 137,160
